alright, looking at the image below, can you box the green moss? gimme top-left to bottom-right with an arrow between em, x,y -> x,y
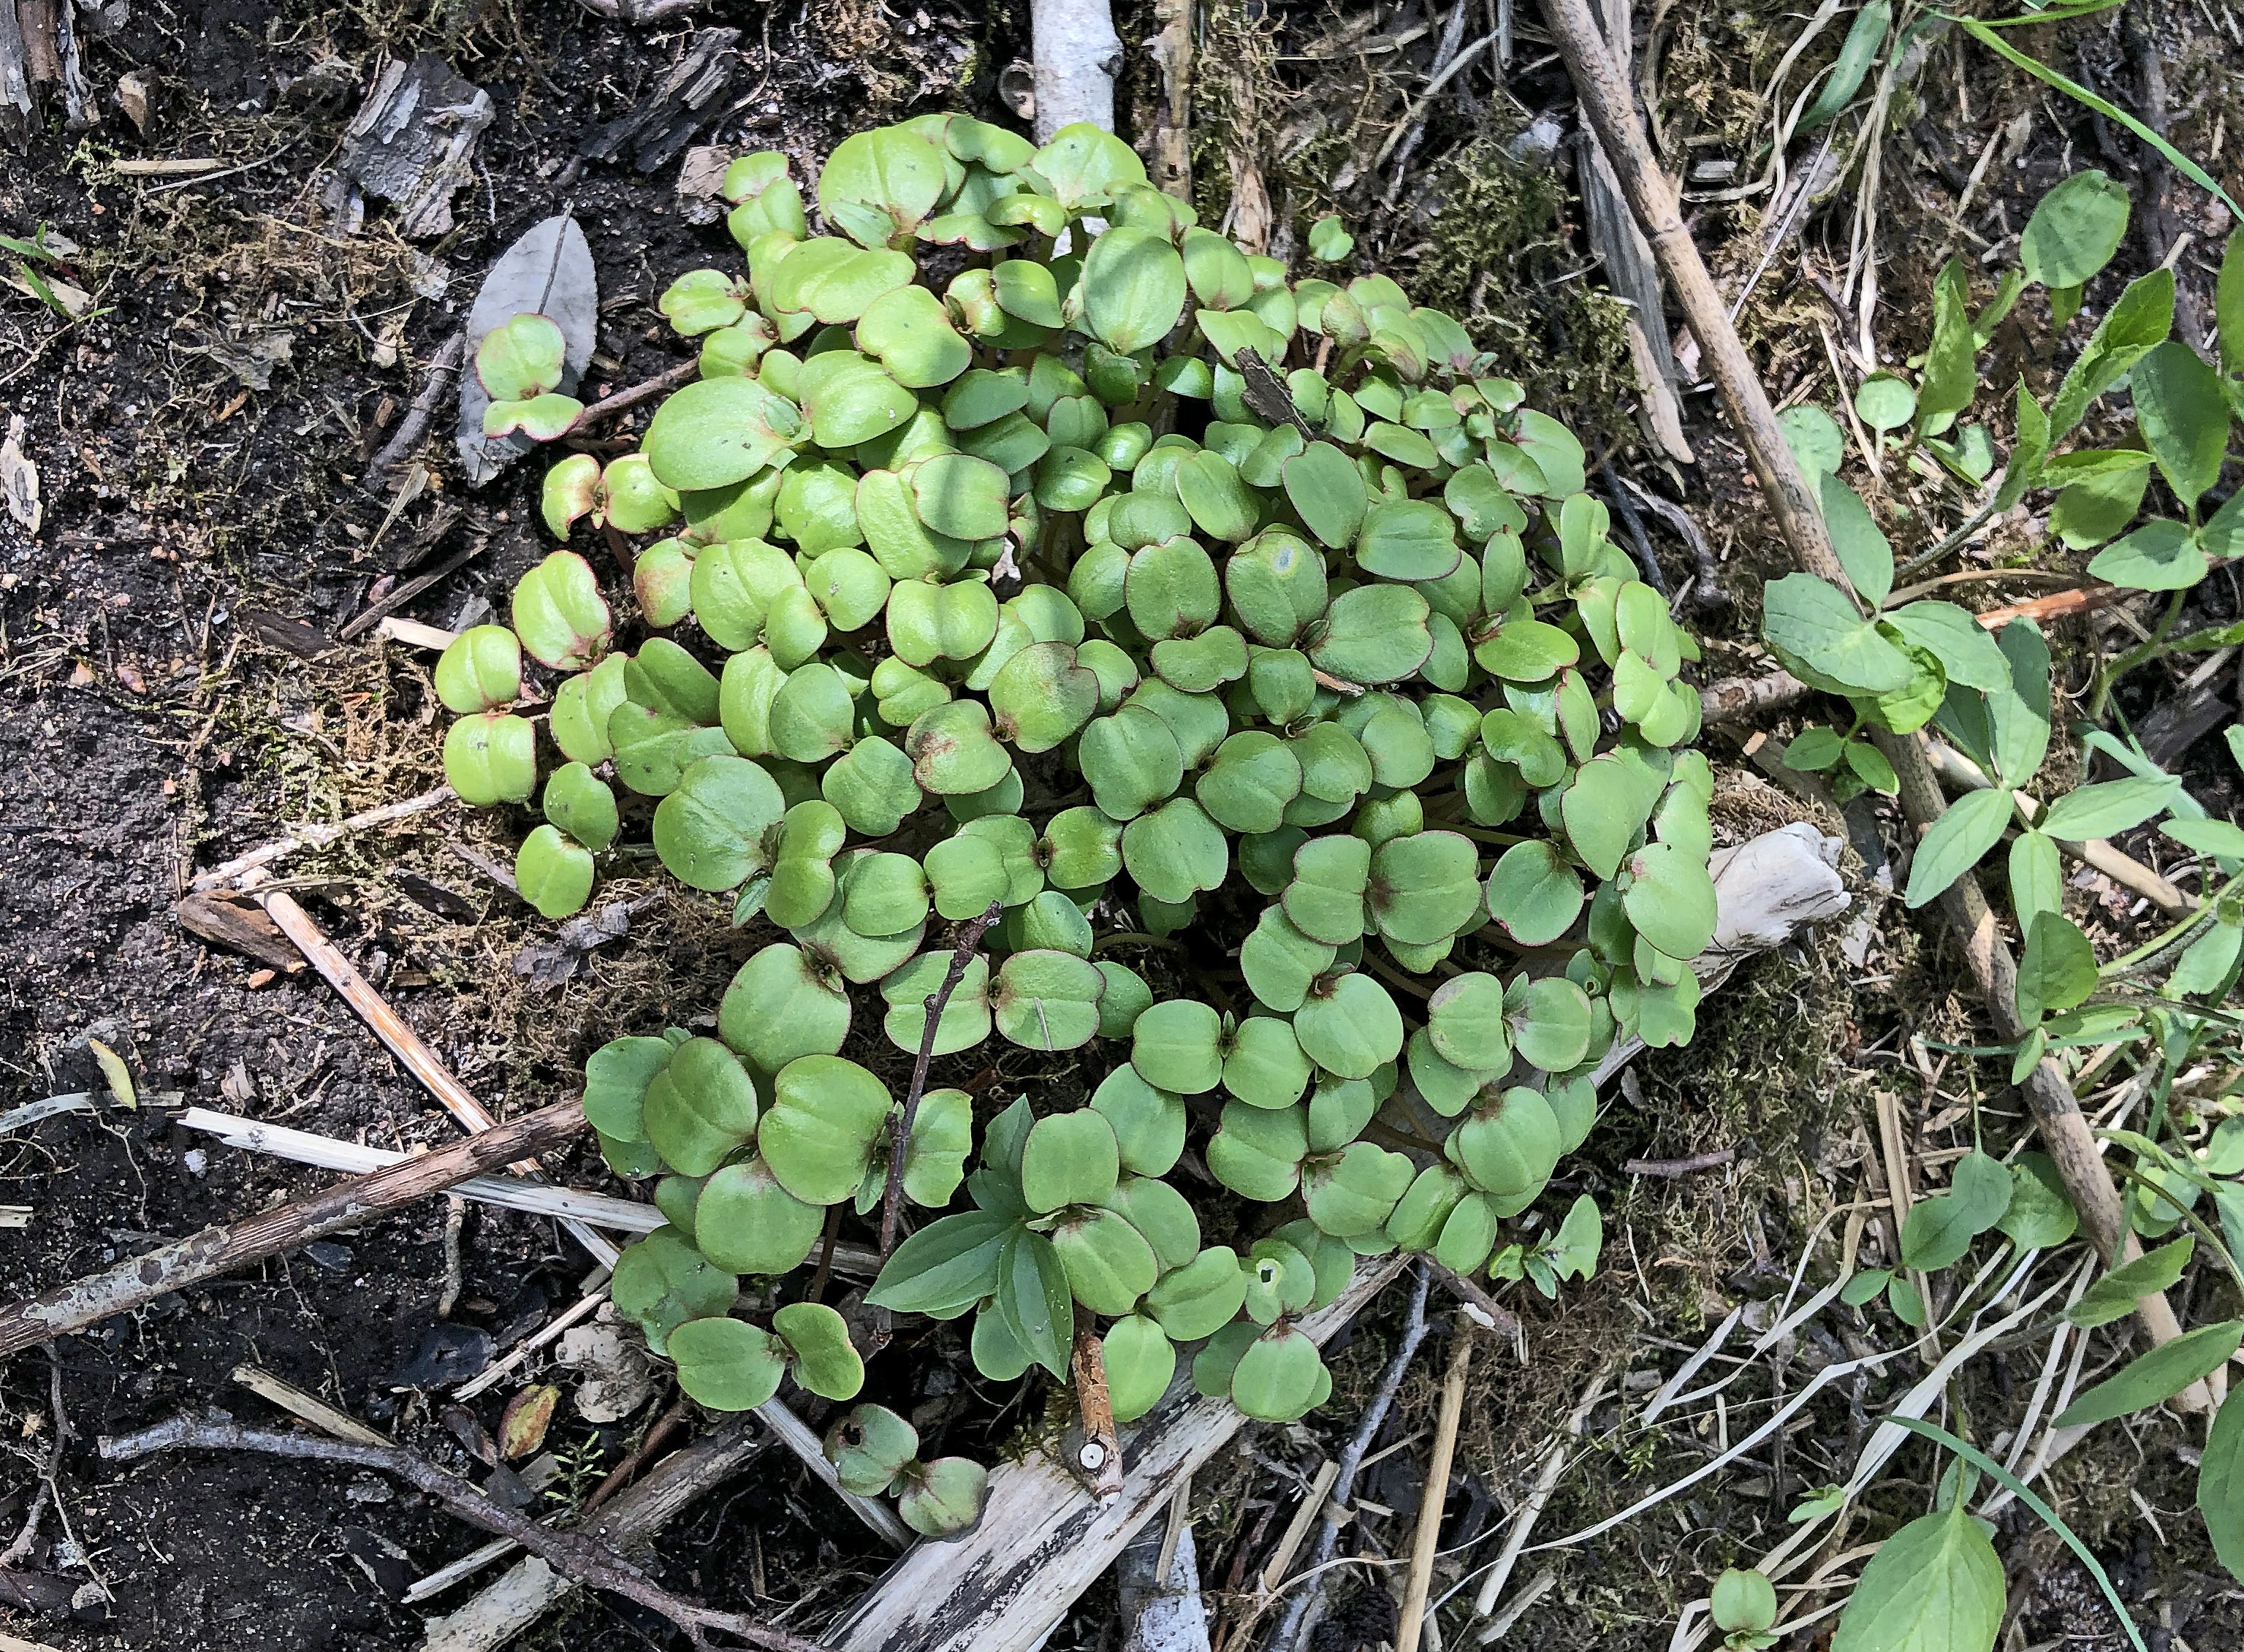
1412,137 -> 1637,449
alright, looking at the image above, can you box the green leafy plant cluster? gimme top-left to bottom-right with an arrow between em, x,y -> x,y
438,113 -> 1708,1533
1768,174 -> 2243,1079
1760,164 -> 2244,1634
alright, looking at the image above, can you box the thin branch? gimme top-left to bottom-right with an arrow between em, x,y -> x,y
363,330 -> 468,487
574,358 -> 701,429
1271,1262 -> 1433,1652
1420,1256 -> 1522,1341
1532,0 -> 2200,1396
0,1100 -> 587,1358
879,900 -> 1003,1257
100,1413 -> 819,1652
1623,1149 -> 1738,1178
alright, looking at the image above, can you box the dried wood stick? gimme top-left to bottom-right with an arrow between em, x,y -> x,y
0,1100 -> 587,1358
1420,1257 -> 1521,1340
422,1415 -> 766,1648
230,1361 -> 391,1447
1397,1312 -> 1477,1652
175,1106 -> 655,1230
364,330 -> 468,487
191,785 -> 454,889
1269,1262 -> 1433,1652
1531,0 -> 2196,1394
827,1254 -> 1412,1652
255,886 -> 620,1268
1697,668 -> 1812,728
880,899 -> 1002,1256
574,358 -> 699,428
1070,1322 -> 1123,1504
453,1287 -> 610,1402
100,1412 -> 821,1652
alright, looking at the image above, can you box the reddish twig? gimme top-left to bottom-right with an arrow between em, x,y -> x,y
100,1412 -> 819,1652
1068,1324 -> 1122,1504
574,359 -> 701,429
878,900 -> 1002,1257
579,1397 -> 693,1516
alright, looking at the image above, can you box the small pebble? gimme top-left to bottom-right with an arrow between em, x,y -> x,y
181,1149 -> 208,1176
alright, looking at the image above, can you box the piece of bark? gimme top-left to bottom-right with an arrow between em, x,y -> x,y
1148,0 -> 1192,199
0,1100 -> 588,1358
237,606 -> 338,659
0,1 -> 32,137
1574,0 -> 1691,463
1117,1516 -> 1209,1652
823,1256 -> 1411,1652
1029,0 -> 1122,142
174,891 -> 307,972
1698,668 -> 1811,726
578,28 -> 741,172
325,56 -> 495,237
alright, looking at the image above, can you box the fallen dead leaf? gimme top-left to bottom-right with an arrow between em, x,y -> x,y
0,417 -> 39,533
86,1038 -> 137,1109
498,1383 -> 560,1459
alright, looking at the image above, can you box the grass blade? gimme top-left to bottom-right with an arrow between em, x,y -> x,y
1886,1415 -> 2148,1652
1955,16 -> 2243,221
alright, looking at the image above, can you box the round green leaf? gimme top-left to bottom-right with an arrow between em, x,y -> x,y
758,1054 -> 893,1206
669,1316 -> 789,1411
1509,976 -> 1594,1073
1293,972 -> 1404,1080
653,754 -> 787,891
1103,1315 -> 1176,1425
772,1301 -> 864,1400
1133,999 -> 1225,1094
1426,972 -> 1511,1072
514,824 -> 594,919
1091,1065 -> 1185,1176
642,1036 -> 761,1177
1122,798 -> 1229,904
696,1157 -> 824,1275
1485,840 -> 1585,945
992,949 -> 1106,1051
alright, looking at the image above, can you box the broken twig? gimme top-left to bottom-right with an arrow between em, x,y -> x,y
102,1413 -> 819,1652
1396,1312 -> 1477,1652
1623,1149 -> 1738,1178
1533,0 -> 2196,1387
0,1101 -> 587,1358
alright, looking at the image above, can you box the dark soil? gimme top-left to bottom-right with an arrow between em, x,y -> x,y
1,1 -> 2240,1650
0,3 -> 997,1646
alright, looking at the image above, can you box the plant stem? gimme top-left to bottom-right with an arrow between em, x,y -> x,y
1891,495 -> 2000,583
2102,871 -> 2243,978
2091,586 -> 2189,717
879,900 -> 1003,1257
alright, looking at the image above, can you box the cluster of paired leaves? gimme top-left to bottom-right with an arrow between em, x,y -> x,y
1763,164 -> 2244,1624
439,112 -> 1705,1514
1768,172 -> 2243,1067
